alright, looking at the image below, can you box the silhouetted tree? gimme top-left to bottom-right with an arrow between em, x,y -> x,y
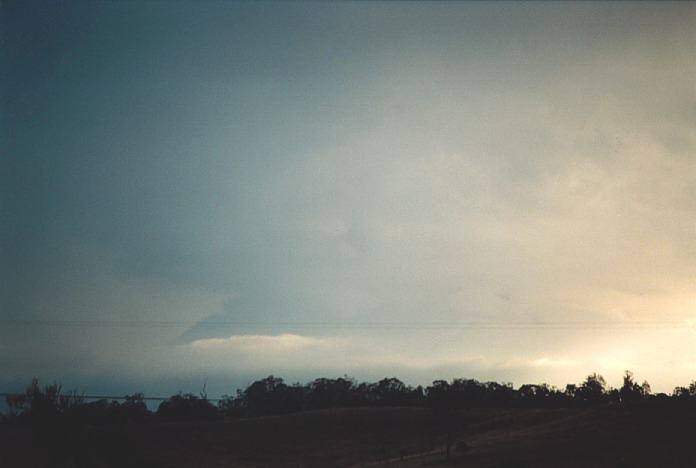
373,377 -> 411,405
618,370 -> 651,404
5,370 -> 691,431
120,393 -> 149,422
6,378 -> 83,420
564,383 -> 578,402
156,393 -> 217,421
426,380 -> 459,460
307,376 -> 357,408
238,375 -> 305,415
518,384 -> 552,407
576,373 -> 607,405
4,379 -> 88,466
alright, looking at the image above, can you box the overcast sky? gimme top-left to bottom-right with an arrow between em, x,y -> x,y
2,1 -> 696,396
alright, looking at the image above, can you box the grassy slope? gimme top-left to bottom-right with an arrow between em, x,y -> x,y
2,405 -> 696,467
396,405 -> 696,468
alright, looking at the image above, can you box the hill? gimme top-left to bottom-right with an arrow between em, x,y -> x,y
3,403 -> 696,467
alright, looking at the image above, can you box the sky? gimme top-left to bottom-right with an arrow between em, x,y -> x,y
2,1 -> 696,397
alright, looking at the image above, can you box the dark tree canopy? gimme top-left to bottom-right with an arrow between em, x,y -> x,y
5,370 -> 690,425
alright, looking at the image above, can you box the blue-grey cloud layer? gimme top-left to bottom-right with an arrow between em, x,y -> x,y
2,2 -> 696,394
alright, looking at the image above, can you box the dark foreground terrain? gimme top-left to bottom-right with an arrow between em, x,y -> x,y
2,404 -> 696,467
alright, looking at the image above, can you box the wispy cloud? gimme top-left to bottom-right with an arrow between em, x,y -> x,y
188,334 -> 339,352
529,357 -> 578,369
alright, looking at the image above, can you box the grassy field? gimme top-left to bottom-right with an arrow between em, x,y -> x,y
2,404 -> 696,467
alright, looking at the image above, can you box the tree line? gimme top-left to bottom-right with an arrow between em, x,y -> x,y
4,371 -> 696,424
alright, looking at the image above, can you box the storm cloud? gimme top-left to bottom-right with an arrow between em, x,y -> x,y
2,2 -> 695,395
